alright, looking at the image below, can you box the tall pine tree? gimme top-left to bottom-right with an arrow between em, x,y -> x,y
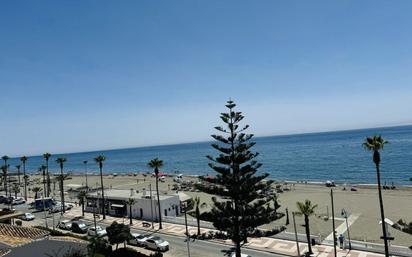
197,100 -> 278,257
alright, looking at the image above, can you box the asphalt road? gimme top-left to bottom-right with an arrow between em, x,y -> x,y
1,202 -> 286,257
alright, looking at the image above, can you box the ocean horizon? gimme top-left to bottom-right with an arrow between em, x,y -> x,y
4,125 -> 412,185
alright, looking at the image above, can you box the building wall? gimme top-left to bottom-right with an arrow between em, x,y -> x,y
129,196 -> 180,221
85,195 -> 180,221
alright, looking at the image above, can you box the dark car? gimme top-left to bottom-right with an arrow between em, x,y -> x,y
0,196 -> 13,204
71,221 -> 88,234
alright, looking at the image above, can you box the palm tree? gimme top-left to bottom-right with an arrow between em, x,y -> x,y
56,157 -> 67,213
94,155 -> 106,219
55,173 -> 71,213
363,135 -> 390,257
40,165 -> 47,197
126,198 -> 136,225
15,165 -> 21,187
78,190 -> 88,216
43,153 -> 52,197
20,156 -> 28,200
1,156 -> 9,196
1,165 -> 7,195
11,183 -> 20,198
296,200 -> 318,255
193,196 -> 207,235
83,160 -> 89,191
148,158 -> 164,229
32,186 -> 42,199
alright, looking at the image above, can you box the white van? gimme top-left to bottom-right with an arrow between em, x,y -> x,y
173,174 -> 183,183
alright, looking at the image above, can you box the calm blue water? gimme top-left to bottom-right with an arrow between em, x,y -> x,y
4,125 -> 412,184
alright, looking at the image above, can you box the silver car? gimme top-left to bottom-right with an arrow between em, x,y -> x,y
58,219 -> 72,230
88,226 -> 107,237
144,236 -> 169,251
128,233 -> 149,246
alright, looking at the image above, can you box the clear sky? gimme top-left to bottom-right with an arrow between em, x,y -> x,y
1,0 -> 411,156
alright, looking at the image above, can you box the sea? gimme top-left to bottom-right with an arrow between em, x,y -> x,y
4,125 -> 412,185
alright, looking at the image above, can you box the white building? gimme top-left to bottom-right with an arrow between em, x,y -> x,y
85,189 -> 180,221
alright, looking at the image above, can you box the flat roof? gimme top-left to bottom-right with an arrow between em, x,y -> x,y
87,189 -> 177,201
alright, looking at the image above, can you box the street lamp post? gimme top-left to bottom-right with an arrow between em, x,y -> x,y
41,192 -> 48,229
184,203 -> 191,257
341,208 -> 352,250
330,189 -> 337,257
292,212 -> 301,257
149,184 -> 154,228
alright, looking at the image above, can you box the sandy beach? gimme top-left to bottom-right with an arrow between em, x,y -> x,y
27,173 -> 412,247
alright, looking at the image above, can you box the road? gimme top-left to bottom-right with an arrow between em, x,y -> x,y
2,202 -> 286,257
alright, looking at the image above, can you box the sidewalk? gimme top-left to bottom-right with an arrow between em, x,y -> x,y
62,207 -> 392,257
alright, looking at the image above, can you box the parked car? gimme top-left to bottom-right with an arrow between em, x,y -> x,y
144,236 -> 169,251
0,195 -> 8,203
12,197 -> 26,205
58,220 -> 72,230
54,202 -> 73,210
0,195 -> 13,204
71,221 -> 88,234
19,213 -> 35,221
88,226 -> 107,237
128,233 -> 149,246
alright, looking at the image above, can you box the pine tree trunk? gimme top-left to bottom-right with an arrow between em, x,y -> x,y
197,207 -> 201,235
130,205 -> 133,225
376,161 -> 390,257
305,215 -> 312,254
235,239 -> 241,257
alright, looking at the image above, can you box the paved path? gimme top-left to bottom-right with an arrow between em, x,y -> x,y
324,213 -> 360,242
62,207 -> 385,257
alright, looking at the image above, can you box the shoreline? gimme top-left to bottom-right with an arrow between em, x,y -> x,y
52,172 -> 412,188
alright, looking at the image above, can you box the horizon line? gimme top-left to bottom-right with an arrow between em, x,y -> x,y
6,122 -> 412,159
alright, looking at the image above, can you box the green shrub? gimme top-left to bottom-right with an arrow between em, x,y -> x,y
15,220 -> 22,226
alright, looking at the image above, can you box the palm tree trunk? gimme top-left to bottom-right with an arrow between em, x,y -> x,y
99,165 -> 106,219
376,163 -> 390,257
23,162 -> 27,200
82,202 -> 84,216
17,168 -> 21,187
156,174 -> 162,229
42,171 -> 46,199
46,160 -> 51,197
60,166 -> 66,214
305,215 -> 313,254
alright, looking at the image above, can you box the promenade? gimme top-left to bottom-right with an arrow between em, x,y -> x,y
63,206 -> 388,257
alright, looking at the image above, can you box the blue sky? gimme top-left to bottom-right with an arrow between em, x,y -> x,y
1,0 -> 411,156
